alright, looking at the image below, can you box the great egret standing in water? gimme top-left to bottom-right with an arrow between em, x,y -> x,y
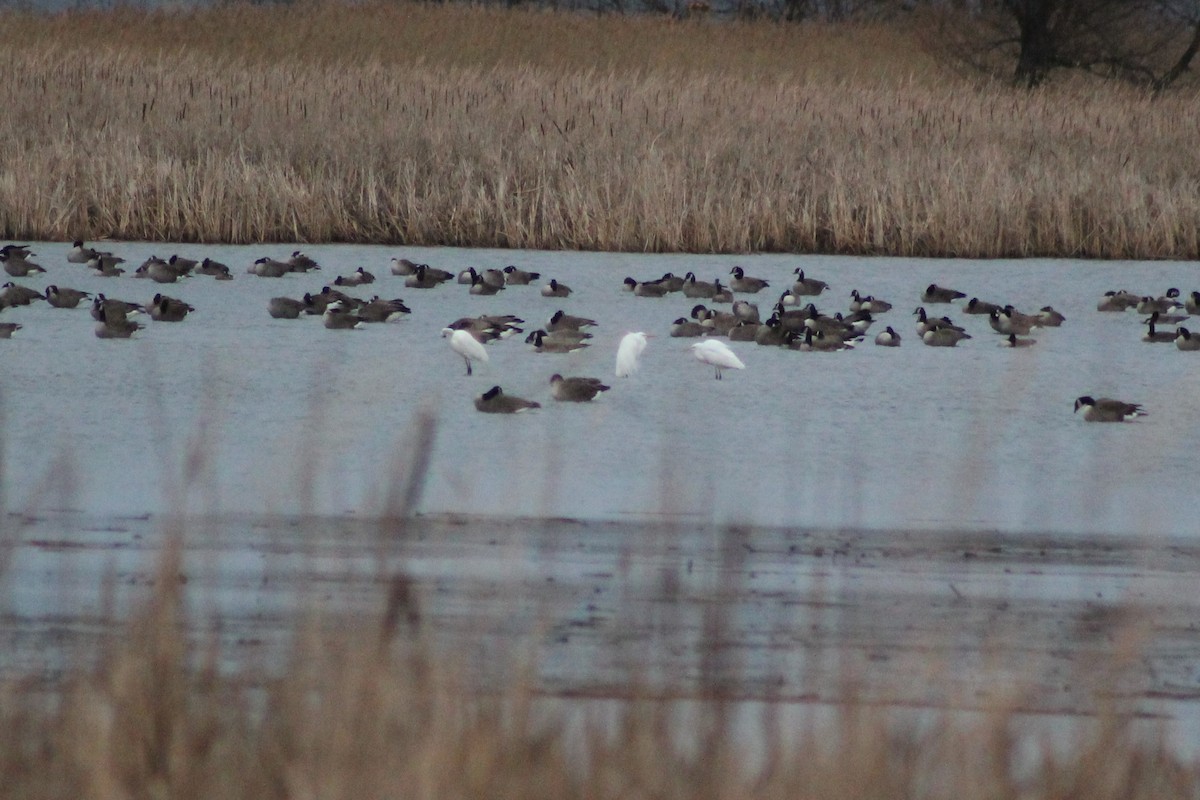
443,328 -> 489,375
690,339 -> 745,380
615,332 -> 649,378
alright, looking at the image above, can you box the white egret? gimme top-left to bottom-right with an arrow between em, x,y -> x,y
443,328 -> 489,375
615,332 -> 649,378
690,339 -> 744,380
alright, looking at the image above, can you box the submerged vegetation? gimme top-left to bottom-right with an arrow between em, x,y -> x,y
0,2 -> 1197,255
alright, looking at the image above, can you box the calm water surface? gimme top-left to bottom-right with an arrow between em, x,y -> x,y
1,242 -> 1198,536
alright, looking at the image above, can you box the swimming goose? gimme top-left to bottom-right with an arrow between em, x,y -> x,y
729,266 -> 770,294
623,277 -> 669,297
390,257 -> 419,276
1,252 -> 45,277
475,386 -> 540,413
0,322 -> 21,338
681,272 -> 719,299
874,326 -> 901,347
447,314 -> 525,342
1000,333 -> 1036,348
1144,310 -> 1189,326
541,279 -> 572,298
656,273 -> 685,292
322,301 -> 365,330
963,297 -> 1002,315
148,294 -> 194,322
850,290 -> 892,313
44,285 -> 91,309
136,256 -> 182,284
913,307 -> 962,336
287,251 -> 321,272
791,269 -> 828,296
196,258 -> 232,279
404,264 -> 445,289
166,254 -> 198,276
550,374 -> 611,402
921,327 -> 972,347
728,321 -> 759,341
754,316 -> 787,346
1038,306 -> 1066,327
988,307 -> 1039,336
922,283 -> 967,303
1074,396 -> 1144,422
91,295 -> 142,320
443,328 -> 489,375
268,297 -> 305,319
503,265 -> 541,285
691,339 -> 745,378
1136,289 -> 1181,315
481,268 -> 506,289
530,329 -> 589,353
456,267 -> 476,284
249,257 -> 291,278
710,281 -> 734,304
0,244 -> 32,259
1,282 -> 45,308
789,328 -> 853,352
357,296 -> 410,322
1142,319 -> 1175,343
1186,291 -> 1200,315
1097,290 -> 1140,312
469,272 -> 503,295
731,299 -> 761,324
334,267 -> 376,287
67,240 -> 99,263
87,253 -> 125,276
546,310 -> 597,332
1175,327 -> 1200,351
525,328 -> 592,346
94,306 -> 143,339
671,317 -> 708,338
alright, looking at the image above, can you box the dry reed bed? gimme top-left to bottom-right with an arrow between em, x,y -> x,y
0,4 -> 1197,256
0,549 -> 1196,799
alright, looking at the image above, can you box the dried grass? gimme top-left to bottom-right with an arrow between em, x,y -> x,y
0,2 -> 1196,256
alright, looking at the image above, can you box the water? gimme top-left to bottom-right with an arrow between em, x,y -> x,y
1,242 -> 1196,537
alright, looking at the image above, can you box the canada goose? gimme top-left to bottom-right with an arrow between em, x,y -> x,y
268,297 -> 305,319
525,328 -> 592,346
804,305 -> 855,337
1,282 -> 45,308
44,285 -> 90,309
922,327 -> 971,347
166,254 -> 197,276
357,296 -> 410,322
850,290 -> 892,313
623,277 -> 669,297
404,265 -> 444,289
656,273 -> 685,292
287,251 -> 321,272
671,317 -> 708,338
1097,290 -> 1139,312
691,304 -> 739,335
249,257 -> 291,278
547,310 -> 597,332
67,240 -> 99,263
88,253 -> 125,276
91,294 -> 142,320
913,307 -> 962,336
778,288 -> 803,306
322,301 -> 364,330
615,332 -> 650,377
729,266 -> 770,294
0,244 -> 32,259
988,307 -> 1039,336
1038,306 -> 1066,326
789,328 -> 853,352
1074,396 -> 1144,422
541,279 -> 572,298
136,256 -> 181,284
390,257 -> 418,276
728,321 -> 759,341
1136,289 -> 1181,315
550,374 -> 611,402
443,328 -> 489,375
843,310 -> 874,335
922,283 -> 967,303
791,269 -> 828,296
754,316 -> 787,346
481,268 -> 506,289
1142,319 -> 1175,343
1,252 -> 45,277
530,329 -> 589,353
475,385 -> 540,413
334,267 -> 376,287
94,306 -> 142,339
148,294 -> 194,322
691,339 -> 745,378
963,297 -> 1002,315
710,281 -> 734,304
196,257 -> 232,279
1144,309 -> 1189,326
1175,327 -> 1200,351
681,272 -> 719,299
874,326 -> 901,347
469,272 -> 503,295
503,265 -> 541,285
731,299 -> 761,324
0,323 -> 21,338
448,314 -> 524,341
1186,291 -> 1200,315
1000,333 -> 1036,348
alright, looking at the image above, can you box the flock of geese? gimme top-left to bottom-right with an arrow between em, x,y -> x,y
1,240 -> 1192,421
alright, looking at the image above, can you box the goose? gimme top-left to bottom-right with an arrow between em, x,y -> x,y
136,256 -> 182,284
850,290 -> 892,313
1186,291 -> 1200,315
656,273 -> 685,292
1038,306 -> 1066,327
691,304 -> 739,336
287,251 -> 321,272
728,321 -> 759,341
249,257 -> 291,278
550,374 -> 611,402
481,268 -> 506,289
922,283 -> 967,303
754,316 -> 787,346
615,332 -> 649,377
922,327 -> 971,347
729,266 -> 770,294
0,322 -> 21,338
710,281 -> 734,304
448,315 -> 524,342
357,297 -> 410,322
147,294 -> 194,322
503,265 -> 541,285
166,254 -> 198,276
1136,289 -> 1181,315
322,301 -> 364,330
469,272 -> 503,296
779,288 -> 803,306
989,307 -> 1039,336
390,257 -> 418,276
530,329 -> 589,353
1074,396 -> 1144,422
0,244 -> 32,259
791,269 -> 828,296
2,252 -> 45,277
731,299 -> 761,324
197,258 -> 232,279
268,297 -> 305,319
456,267 -> 476,284
1142,319 -> 1175,343
789,328 -> 853,352
541,279 -> 572,298
1097,290 -> 1139,312
913,307 -> 961,336
44,285 -> 91,309
443,328 -> 489,375
874,326 -> 901,347
681,272 -> 719,299
691,339 -> 745,378
67,240 -> 99,263
1000,333 -> 1036,348
1,282 -> 45,308
94,306 -> 142,339
963,297 -> 1002,315
1144,310 -> 1189,327
546,310 -> 596,332
623,277 -> 669,297
475,385 -> 540,413
91,294 -> 142,320
87,253 -> 125,276
1175,327 -> 1200,351
671,317 -> 708,338
525,328 -> 592,346
404,265 -> 444,289
334,267 -> 376,287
